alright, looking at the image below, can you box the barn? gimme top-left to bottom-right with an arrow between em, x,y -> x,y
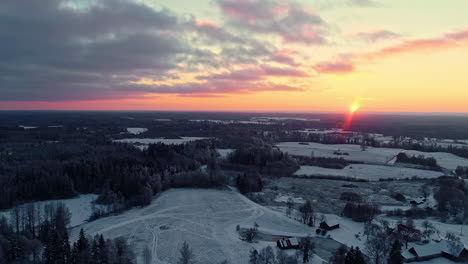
320,222 -> 340,231
276,237 -> 300,250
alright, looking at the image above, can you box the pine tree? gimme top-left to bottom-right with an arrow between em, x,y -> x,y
329,245 -> 347,264
345,247 -> 366,264
388,240 -> 403,264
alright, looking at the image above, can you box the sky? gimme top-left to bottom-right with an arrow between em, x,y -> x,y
1,0 -> 468,113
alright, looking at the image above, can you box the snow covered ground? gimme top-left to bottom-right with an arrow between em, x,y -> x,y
216,148 -> 234,158
71,189 -> 316,264
276,142 -> 468,170
114,137 -> 207,150
19,125 -> 37,129
0,194 -> 98,228
294,164 -> 443,181
126,128 -> 148,135
274,194 -> 306,204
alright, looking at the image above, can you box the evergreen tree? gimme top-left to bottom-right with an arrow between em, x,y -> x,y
388,240 -> 403,264
329,245 -> 347,264
345,247 -> 366,264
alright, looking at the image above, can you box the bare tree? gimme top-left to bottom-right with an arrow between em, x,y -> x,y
300,236 -> 314,263
365,220 -> 393,264
299,200 -> 313,226
421,221 -> 436,241
245,223 -> 259,242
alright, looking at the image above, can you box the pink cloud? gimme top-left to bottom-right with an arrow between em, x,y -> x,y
364,28 -> 468,60
195,19 -> 220,28
351,29 -> 400,42
216,0 -> 327,44
314,61 -> 355,74
197,65 -> 310,81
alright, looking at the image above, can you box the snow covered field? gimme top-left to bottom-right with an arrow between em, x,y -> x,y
274,194 -> 306,204
126,127 -> 148,135
114,137 -> 207,150
276,142 -> 468,170
216,148 -> 234,158
0,194 -> 98,228
294,164 -> 443,181
71,189 -> 315,264
19,125 -> 37,129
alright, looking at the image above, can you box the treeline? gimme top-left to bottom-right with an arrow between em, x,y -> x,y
0,139 -> 222,210
433,177 -> 468,220
0,201 -> 134,264
395,153 -> 439,169
223,145 -> 299,176
236,171 -> 263,194
342,203 -> 380,222
455,166 -> 468,177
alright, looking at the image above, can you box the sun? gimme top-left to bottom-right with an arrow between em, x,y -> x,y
350,103 -> 360,113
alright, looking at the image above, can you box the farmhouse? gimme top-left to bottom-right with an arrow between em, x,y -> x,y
402,240 -> 468,263
319,221 -> 340,231
276,237 -> 300,250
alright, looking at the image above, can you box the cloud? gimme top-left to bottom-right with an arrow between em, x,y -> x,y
347,0 -> 380,7
352,29 -> 401,42
216,0 -> 327,44
314,28 -> 468,75
364,28 -> 468,60
0,0 -> 190,101
126,80 -> 304,95
197,65 -> 310,81
314,61 -> 355,74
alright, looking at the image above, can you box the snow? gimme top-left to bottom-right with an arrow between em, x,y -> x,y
320,214 -> 366,250
126,127 -> 148,135
114,137 -> 207,149
70,189 -> 314,264
0,194 -> 98,228
413,258 -> 457,264
19,125 -> 37,129
274,194 -> 306,204
216,148 -> 234,158
294,164 -> 443,181
277,142 -> 468,170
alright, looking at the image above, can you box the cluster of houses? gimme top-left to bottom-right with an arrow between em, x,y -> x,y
395,224 -> 468,263
403,240 -> 468,263
273,222 -> 468,263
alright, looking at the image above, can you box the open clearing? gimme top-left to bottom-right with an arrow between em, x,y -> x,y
294,164 -> 443,181
276,142 -> 468,170
71,189 -> 321,264
126,128 -> 148,135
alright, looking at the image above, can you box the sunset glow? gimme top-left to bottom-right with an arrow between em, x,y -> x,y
350,103 -> 360,113
1,0 -> 468,113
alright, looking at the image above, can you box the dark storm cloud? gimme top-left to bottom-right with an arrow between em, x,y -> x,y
0,0 -> 187,101
0,0 -> 310,101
